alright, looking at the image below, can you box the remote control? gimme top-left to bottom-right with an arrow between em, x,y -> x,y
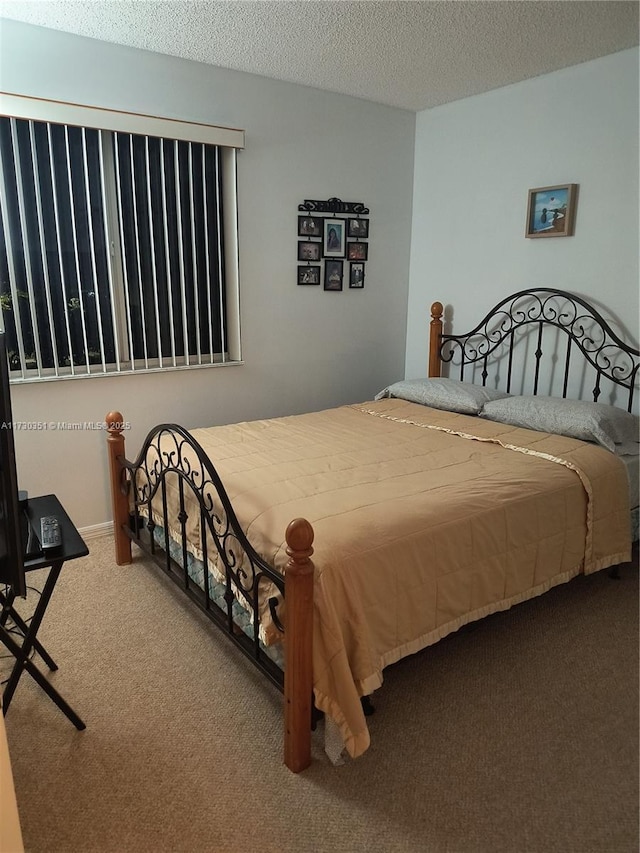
40,515 -> 61,550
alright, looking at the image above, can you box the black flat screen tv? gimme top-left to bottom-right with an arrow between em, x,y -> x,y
0,332 -> 27,596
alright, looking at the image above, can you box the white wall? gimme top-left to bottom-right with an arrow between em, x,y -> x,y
0,20 -> 416,528
406,49 -> 639,384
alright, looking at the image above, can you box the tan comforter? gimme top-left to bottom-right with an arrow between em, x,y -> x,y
156,399 -> 631,759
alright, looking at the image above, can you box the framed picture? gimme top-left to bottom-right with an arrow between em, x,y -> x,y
348,218 -> 369,238
349,262 -> 365,289
298,215 -> 323,238
525,184 -> 578,238
298,265 -> 320,285
323,218 -> 346,257
324,260 -> 343,291
298,241 -> 321,262
347,241 -> 368,261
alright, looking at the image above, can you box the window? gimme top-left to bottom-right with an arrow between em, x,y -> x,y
0,95 -> 243,381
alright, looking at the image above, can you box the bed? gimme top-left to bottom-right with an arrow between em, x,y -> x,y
105,288 -> 639,772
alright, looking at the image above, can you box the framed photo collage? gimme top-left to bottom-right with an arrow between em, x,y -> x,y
297,202 -> 369,292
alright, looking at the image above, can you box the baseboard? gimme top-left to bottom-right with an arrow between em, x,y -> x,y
78,521 -> 114,541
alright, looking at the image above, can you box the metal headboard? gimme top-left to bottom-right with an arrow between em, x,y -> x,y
432,289 -> 639,412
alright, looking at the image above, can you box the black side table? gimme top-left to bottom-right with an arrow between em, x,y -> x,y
0,494 -> 89,729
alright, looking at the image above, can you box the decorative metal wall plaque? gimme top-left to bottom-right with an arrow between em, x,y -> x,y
299,197 -> 370,216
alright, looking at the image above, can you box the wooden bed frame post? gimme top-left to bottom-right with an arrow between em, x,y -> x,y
283,518 -> 315,773
428,301 -> 444,377
106,411 -> 132,566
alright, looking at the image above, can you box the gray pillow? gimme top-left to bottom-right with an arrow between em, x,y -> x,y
374,378 -> 510,415
479,395 -> 640,456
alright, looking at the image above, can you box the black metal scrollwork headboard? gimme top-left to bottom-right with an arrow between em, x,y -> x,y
437,288 -> 640,412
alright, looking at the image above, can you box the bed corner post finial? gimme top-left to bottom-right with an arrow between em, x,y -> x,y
105,411 -> 132,566
429,301 -> 444,378
284,517 -> 315,773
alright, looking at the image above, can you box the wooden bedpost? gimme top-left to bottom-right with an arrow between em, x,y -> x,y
428,301 -> 444,377
106,411 -> 132,566
284,517 -> 315,773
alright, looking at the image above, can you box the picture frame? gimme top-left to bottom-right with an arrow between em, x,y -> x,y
297,265 -> 320,286
323,218 -> 346,257
525,184 -> 578,238
297,241 -> 321,262
348,218 -> 369,238
349,262 -> 365,289
347,241 -> 368,261
298,215 -> 323,238
324,260 -> 343,291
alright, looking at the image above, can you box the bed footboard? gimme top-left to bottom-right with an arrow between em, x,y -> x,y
105,412 -> 314,772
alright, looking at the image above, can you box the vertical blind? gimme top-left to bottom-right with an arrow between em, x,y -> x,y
0,95 -> 243,380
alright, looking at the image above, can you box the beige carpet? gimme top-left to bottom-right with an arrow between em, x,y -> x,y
3,536 -> 638,853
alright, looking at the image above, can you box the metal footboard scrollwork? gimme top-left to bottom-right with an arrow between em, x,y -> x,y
429,289 -> 639,411
130,423 -> 286,685
105,413 -> 314,773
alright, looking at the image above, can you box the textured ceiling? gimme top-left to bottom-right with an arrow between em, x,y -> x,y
0,1 -> 638,111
